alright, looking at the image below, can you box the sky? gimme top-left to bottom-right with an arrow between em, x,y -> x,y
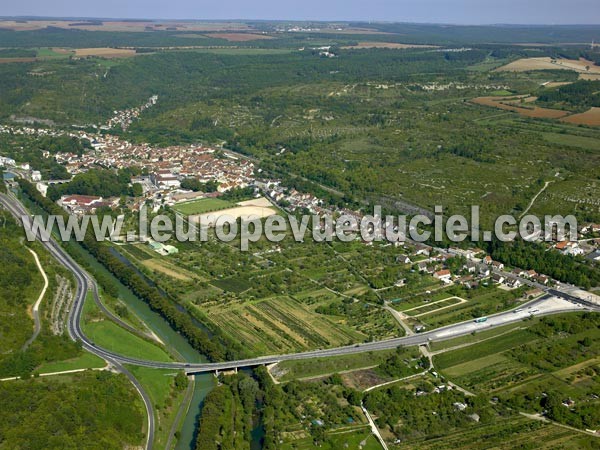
2,0 -> 600,25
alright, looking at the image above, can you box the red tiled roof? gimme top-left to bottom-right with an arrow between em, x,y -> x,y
62,195 -> 101,205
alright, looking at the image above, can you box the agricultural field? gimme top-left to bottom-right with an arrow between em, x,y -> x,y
342,42 -> 438,49
394,285 -> 527,329
399,415 -> 597,450
108,230 -> 415,355
541,131 -> 600,151
402,296 -> 467,317
470,95 -> 570,118
0,19 -> 252,32
495,57 -> 600,74
204,32 -> 274,41
35,352 -> 106,373
272,349 -> 398,381
280,430 -> 382,450
561,107 -> 600,126
202,295 -> 373,354
434,313 -> 600,404
36,47 -> 74,58
74,47 -> 137,58
428,322 -> 528,352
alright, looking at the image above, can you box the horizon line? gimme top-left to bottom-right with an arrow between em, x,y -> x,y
2,15 -> 600,27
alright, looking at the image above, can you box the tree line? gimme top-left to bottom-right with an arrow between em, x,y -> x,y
486,239 -> 600,289
47,168 -> 142,201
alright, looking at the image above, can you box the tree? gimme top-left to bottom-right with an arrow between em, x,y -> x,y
174,372 -> 188,391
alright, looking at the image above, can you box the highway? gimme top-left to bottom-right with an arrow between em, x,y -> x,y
2,191 -> 599,447
0,193 -> 159,449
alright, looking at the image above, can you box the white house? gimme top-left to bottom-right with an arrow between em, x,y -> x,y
434,269 -> 452,284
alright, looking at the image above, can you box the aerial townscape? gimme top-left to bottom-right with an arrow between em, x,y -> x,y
0,3 -> 600,450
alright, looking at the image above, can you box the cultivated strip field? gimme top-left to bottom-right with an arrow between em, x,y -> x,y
403,296 -> 468,318
202,295 -> 365,354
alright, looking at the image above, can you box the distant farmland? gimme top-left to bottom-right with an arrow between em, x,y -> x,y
74,48 -> 137,58
342,42 -> 438,49
205,32 -> 273,42
561,107 -> 600,126
495,57 -> 600,74
471,95 -> 569,119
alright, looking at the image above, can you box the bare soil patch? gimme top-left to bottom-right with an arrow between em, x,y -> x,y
188,198 -> 277,225
561,107 -> 600,126
141,259 -> 193,281
342,368 -> 389,391
237,197 -> 273,208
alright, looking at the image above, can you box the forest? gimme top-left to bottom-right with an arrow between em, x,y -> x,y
195,372 -> 259,450
537,80 -> 600,110
0,371 -> 144,449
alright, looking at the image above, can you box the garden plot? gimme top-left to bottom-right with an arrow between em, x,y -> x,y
403,296 -> 468,317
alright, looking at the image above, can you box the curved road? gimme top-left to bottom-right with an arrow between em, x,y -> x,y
2,192 -> 599,447
0,193 -> 157,449
22,248 -> 48,350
